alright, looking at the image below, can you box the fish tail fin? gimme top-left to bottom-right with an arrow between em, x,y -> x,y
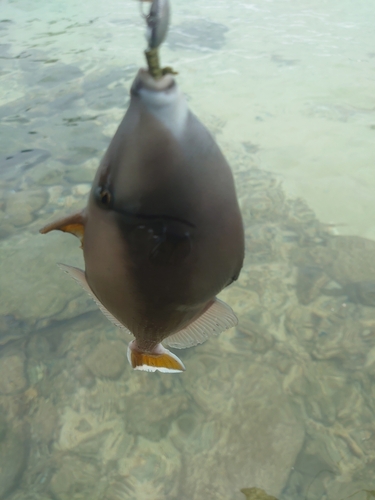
127,340 -> 185,373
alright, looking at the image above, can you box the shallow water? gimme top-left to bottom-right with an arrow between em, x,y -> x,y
1,0 -> 375,499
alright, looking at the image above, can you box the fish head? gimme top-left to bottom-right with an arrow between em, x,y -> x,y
85,67 -> 243,298
90,69 -> 188,213
82,71 -> 198,321
85,69 -> 195,260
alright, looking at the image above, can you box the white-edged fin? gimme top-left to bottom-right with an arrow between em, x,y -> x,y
127,340 -> 185,373
164,298 -> 238,349
58,263 -> 132,334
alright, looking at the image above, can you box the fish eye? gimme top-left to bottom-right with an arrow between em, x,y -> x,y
95,186 -> 113,208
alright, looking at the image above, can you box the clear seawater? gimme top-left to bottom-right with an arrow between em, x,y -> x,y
1,1 -> 375,499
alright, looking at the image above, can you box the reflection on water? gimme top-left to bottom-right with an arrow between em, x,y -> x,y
1,0 -> 375,499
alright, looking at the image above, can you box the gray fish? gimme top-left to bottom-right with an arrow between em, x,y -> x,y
40,69 -> 244,373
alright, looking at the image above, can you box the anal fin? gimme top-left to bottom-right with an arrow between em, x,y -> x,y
127,340 -> 185,373
164,297 -> 238,349
58,263 -> 132,334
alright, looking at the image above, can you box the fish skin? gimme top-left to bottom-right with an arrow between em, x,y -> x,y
41,69 -> 244,370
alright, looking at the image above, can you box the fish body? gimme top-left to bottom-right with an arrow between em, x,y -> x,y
41,69 -> 244,372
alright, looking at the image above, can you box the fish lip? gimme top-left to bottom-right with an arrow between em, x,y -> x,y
131,68 -> 176,96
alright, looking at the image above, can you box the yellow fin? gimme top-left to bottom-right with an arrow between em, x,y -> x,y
127,341 -> 185,373
40,211 -> 85,248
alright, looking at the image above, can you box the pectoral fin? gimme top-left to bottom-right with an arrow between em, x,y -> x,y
39,211 -> 86,248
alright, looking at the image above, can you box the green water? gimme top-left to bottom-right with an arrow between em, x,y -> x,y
1,0 -> 375,499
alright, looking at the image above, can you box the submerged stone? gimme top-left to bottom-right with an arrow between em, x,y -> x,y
0,353 -> 27,394
0,426 -> 28,499
85,341 -> 127,379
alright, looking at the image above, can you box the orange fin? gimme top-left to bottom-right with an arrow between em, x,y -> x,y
39,211 -> 85,248
127,341 -> 185,373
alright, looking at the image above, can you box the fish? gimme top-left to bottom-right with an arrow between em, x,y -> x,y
40,68 -> 244,373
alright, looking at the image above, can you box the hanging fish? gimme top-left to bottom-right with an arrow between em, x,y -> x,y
40,0 -> 244,373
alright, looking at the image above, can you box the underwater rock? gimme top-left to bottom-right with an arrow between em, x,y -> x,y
236,316 -> 274,353
74,363 -> 96,388
0,148 -> 50,182
5,188 -> 49,226
285,197 -> 318,228
56,406 -> 132,464
124,392 -> 188,441
0,216 -> 15,240
105,474 -> 168,500
49,456 -> 102,500
284,303 -> 314,341
295,266 -> 329,305
0,231 -> 94,325
104,476 -> 137,500
0,314 -> 28,347
245,224 -> 281,263
241,186 -> 285,224
71,183 -> 91,197
220,285 -> 260,318
285,295 -> 369,372
341,281 -> 375,307
309,235 -> 375,285
65,167 -> 95,184
326,483 -> 375,500
0,425 -> 28,499
0,353 -> 27,394
26,333 -> 51,361
85,341 -> 127,379
283,434 -> 343,500
292,235 -> 375,306
30,398 -> 58,444
174,361 -> 304,498
116,436 -> 182,499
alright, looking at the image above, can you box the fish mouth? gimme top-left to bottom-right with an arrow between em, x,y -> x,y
131,68 -> 176,95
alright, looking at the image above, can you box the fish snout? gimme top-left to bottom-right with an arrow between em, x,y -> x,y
131,68 -> 175,96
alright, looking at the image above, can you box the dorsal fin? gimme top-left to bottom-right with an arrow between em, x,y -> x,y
164,298 -> 237,349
